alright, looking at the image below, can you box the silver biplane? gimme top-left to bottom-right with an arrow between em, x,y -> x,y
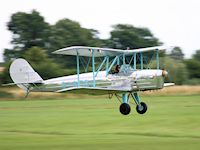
9,46 -> 174,115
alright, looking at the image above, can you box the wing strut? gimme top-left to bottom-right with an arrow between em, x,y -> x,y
92,49 -> 95,87
76,51 -> 80,87
156,49 -> 159,69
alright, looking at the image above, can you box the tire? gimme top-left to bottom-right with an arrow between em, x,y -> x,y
136,102 -> 147,114
119,103 -> 131,115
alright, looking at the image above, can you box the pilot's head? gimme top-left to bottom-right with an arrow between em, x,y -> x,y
116,65 -> 120,72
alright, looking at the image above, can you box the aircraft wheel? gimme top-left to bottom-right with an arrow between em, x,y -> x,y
119,103 -> 131,115
136,102 -> 147,114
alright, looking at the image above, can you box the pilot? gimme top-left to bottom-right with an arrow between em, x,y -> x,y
113,65 -> 120,74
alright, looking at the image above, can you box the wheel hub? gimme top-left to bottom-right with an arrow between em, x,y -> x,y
138,105 -> 144,111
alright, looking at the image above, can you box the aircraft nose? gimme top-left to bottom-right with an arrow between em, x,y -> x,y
162,70 -> 168,77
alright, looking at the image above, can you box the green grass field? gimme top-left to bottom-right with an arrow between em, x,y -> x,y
0,95 -> 199,150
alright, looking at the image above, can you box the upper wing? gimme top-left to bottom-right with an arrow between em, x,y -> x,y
53,46 -> 123,57
53,46 -> 168,57
127,46 -> 167,53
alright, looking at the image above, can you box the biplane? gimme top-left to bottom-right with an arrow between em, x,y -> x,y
8,46 -> 174,115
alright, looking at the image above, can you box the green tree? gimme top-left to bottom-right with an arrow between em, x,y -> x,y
150,57 -> 188,85
162,57 -> 188,85
4,10 -> 51,63
7,10 -> 50,51
193,50 -> 200,61
0,61 -> 12,84
22,47 -> 66,79
183,50 -> 200,84
1,47 -> 67,84
47,19 -> 103,68
169,47 -> 184,60
48,19 -> 102,52
3,48 -> 22,62
107,24 -> 161,49
184,59 -> 200,79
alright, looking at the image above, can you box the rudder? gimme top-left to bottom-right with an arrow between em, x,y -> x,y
9,58 -> 43,90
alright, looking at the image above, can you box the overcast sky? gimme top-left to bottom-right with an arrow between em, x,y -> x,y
0,0 -> 200,62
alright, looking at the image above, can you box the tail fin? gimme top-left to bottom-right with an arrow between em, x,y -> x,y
9,58 -> 43,90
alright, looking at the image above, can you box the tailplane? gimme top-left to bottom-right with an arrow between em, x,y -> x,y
9,58 -> 43,91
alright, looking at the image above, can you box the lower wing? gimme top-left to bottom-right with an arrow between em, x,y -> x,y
55,87 -> 129,95
164,83 -> 175,87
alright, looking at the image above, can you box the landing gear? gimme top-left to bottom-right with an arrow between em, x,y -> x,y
119,103 -> 131,115
131,93 -> 148,115
136,102 -> 147,114
119,93 -> 131,115
117,92 -> 148,115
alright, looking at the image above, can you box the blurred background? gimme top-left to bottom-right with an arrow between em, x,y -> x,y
0,0 -> 200,97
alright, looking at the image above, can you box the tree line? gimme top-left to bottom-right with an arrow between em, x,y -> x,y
0,10 -> 199,85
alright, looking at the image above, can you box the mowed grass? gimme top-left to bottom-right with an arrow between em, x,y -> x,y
0,95 -> 199,150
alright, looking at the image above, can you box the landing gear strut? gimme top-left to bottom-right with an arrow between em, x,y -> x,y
131,93 -> 148,114
119,93 -> 131,115
136,102 -> 147,114
118,92 -> 148,115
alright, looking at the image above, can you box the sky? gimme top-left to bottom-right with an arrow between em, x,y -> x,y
0,0 -> 200,62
